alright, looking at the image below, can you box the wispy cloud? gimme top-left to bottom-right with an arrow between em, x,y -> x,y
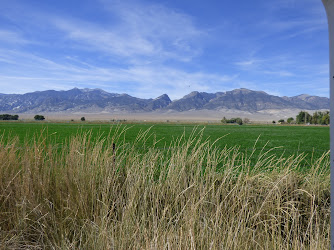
0,0 -> 329,99
0,0 -> 231,99
235,59 -> 263,68
0,48 -> 236,99
50,1 -> 204,65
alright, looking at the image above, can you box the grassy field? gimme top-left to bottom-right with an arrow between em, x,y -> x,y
0,121 -> 329,167
0,123 -> 330,248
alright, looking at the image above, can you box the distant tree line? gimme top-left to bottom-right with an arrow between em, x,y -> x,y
296,111 -> 329,125
277,111 -> 330,125
0,114 -> 19,120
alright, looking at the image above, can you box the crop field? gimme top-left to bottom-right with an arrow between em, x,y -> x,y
0,121 -> 330,248
0,121 -> 329,167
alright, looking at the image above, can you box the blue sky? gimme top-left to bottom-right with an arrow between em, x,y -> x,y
0,0 -> 330,99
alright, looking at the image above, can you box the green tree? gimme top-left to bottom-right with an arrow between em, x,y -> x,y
0,114 -> 10,120
321,112 -> 330,125
296,111 -> 311,124
34,115 -> 45,121
278,119 -> 285,123
0,114 -> 19,120
311,111 -> 320,124
287,117 -> 294,124
81,117 -> 86,121
235,118 -> 243,125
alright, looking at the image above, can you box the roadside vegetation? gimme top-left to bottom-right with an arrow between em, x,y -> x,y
0,127 -> 330,248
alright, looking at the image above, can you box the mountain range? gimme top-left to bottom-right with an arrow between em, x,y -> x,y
0,88 -> 329,113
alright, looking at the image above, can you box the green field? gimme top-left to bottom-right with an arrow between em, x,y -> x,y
0,121 -> 329,167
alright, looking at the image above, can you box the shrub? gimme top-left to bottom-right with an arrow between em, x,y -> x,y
81,117 -> 86,121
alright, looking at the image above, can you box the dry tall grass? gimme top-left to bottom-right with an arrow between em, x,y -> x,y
0,127 -> 330,249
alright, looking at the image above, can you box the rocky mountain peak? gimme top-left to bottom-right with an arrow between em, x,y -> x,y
183,91 -> 201,99
155,94 -> 171,102
229,88 -> 268,95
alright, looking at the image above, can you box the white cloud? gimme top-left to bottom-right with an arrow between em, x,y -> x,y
235,59 -> 262,67
53,19 -> 156,58
50,1 -> 204,65
0,1 -> 225,99
0,48 -> 237,99
0,0 -> 329,99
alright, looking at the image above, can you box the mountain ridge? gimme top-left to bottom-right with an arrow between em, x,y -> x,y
0,88 -> 329,113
